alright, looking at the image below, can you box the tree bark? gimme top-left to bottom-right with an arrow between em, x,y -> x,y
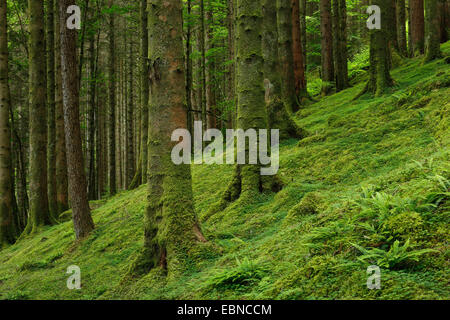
108,0 -> 116,195
368,0 -> 394,95
129,0 -> 206,277
332,0 -> 349,91
206,0 -> 217,130
59,0 -> 95,239
410,0 -> 425,55
126,38 -> 135,188
263,0 -> 306,140
291,0 -> 307,99
424,0 -> 441,62
54,0 -> 69,214
277,0 -> 299,113
130,0 -> 149,189
87,35 -> 97,199
0,0 -> 17,247
46,0 -> 57,220
397,0 -> 408,56
320,0 -> 334,95
25,0 -> 52,234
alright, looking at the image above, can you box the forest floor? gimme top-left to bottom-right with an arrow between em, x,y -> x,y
0,42 -> 449,300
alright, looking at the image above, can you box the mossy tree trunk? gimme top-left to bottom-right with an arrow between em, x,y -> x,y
368,0 -> 394,95
25,0 -> 52,234
424,0 -> 442,62
0,0 -> 17,247
410,0 -> 425,55
320,0 -> 334,95
59,0 -> 95,240
54,0 -> 69,215
130,0 -> 206,277
204,0 -> 283,220
263,0 -> 306,140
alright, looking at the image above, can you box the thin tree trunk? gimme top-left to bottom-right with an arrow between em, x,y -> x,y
108,0 -> 116,195
410,0 -> 425,55
87,35 -> 97,199
54,0 -> 69,214
130,0 -> 149,189
206,0 -> 216,129
397,0 -> 408,56
200,0 -> 207,131
46,0 -> 57,220
25,0 -> 52,234
59,0 -> 95,240
126,38 -> 135,188
320,0 -> 334,95
277,0 -> 299,113
0,0 -> 17,247
291,0 -> 307,99
332,0 -> 349,91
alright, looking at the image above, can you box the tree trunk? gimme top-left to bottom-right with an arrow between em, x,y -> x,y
25,0 -> 52,234
424,0 -> 441,62
299,0 -> 307,71
59,0 -> 95,240
332,0 -> 349,91
54,0 -> 69,215
129,0 -> 206,277
0,0 -> 17,247
410,0 -> 425,55
320,0 -> 334,95
204,0 -> 283,221
277,0 -> 299,113
130,0 -> 149,189
87,35 -> 97,199
368,0 -> 394,95
206,1 -> 217,130
291,0 -> 307,99
108,0 -> 116,195
438,0 -> 448,43
390,0 -> 399,50
126,38 -> 135,188
263,0 -> 306,140
397,0 -> 408,56
46,0 -> 57,220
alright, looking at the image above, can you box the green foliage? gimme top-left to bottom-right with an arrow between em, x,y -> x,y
352,239 -> 438,269
206,258 -> 268,290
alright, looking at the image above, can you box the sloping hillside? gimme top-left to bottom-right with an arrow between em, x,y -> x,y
0,43 -> 449,300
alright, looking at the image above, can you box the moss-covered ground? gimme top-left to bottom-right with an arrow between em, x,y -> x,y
0,43 -> 449,300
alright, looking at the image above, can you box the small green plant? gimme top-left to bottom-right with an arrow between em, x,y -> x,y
352,239 -> 437,269
207,258 -> 268,290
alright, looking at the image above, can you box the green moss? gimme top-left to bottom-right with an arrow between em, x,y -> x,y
285,192 -> 323,222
